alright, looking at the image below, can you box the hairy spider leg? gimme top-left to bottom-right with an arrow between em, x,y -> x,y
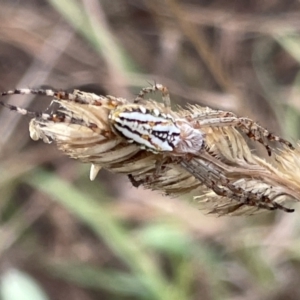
134,83 -> 171,111
192,111 -> 294,155
0,88 -> 107,105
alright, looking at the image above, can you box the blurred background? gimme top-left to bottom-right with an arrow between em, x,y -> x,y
0,0 -> 300,299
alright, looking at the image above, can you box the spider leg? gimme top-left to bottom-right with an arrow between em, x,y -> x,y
195,115 -> 294,155
0,88 -> 59,99
225,182 -> 294,212
181,157 -> 292,213
0,88 -> 106,105
0,100 -> 102,136
128,158 -> 167,188
134,83 -> 171,111
128,174 -> 144,188
237,117 -> 294,154
268,192 -> 295,213
209,180 -> 285,212
272,201 -> 294,213
0,101 -> 51,119
180,158 -> 249,203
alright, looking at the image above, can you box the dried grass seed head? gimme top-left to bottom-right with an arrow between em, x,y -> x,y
28,93 -> 300,215
1,86 -> 299,216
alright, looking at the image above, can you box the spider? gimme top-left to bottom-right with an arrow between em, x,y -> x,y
0,84 -> 292,155
132,83 -> 294,156
124,84 -> 295,213
108,84 -> 205,155
0,84 -> 295,214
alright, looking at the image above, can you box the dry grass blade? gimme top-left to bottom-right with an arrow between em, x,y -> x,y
1,86 -> 300,216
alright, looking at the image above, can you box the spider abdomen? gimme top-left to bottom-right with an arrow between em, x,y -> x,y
109,105 -> 205,154
109,106 -> 180,152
